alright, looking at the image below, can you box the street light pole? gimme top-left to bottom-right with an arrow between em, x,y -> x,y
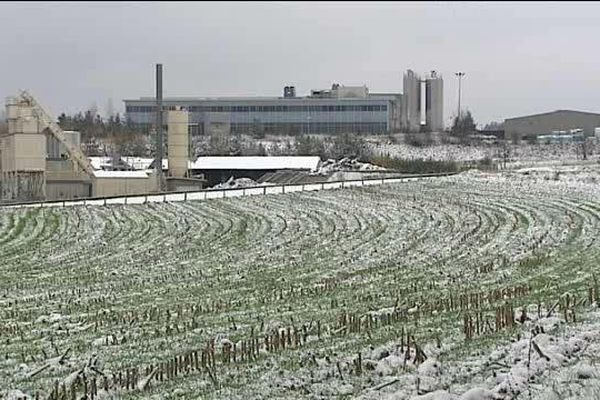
455,72 -> 465,121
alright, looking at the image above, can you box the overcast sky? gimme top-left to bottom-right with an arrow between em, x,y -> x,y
2,1 -> 600,126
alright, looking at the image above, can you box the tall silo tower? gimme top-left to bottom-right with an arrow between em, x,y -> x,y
402,69 -> 421,133
167,108 -> 189,178
425,71 -> 444,132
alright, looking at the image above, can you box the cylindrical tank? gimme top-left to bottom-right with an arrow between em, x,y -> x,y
167,109 -> 189,178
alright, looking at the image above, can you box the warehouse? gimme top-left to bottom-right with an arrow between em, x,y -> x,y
504,110 -> 600,142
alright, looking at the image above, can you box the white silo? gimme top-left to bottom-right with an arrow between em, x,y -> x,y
167,108 -> 189,178
425,71 -> 444,132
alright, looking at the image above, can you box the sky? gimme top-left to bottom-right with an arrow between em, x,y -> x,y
1,1 -> 600,127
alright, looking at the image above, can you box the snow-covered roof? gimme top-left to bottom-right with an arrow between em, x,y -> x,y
190,156 -> 321,171
121,157 -> 155,171
91,156 -> 321,172
93,170 -> 151,179
88,157 -> 112,170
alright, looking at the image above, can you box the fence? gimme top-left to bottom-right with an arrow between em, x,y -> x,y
0,172 -> 458,209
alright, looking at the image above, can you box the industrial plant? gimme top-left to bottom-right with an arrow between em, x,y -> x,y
124,69 -> 444,136
0,67 -> 444,203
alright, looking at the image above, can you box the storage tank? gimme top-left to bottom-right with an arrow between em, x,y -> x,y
167,109 -> 189,178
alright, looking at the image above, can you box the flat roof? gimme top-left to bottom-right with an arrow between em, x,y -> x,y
92,156 -> 321,172
190,156 -> 321,171
123,96 -> 393,103
94,170 -> 150,179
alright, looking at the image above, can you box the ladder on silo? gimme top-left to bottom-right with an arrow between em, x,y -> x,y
19,90 -> 97,179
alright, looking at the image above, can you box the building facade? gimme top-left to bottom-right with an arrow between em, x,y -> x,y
125,84 -> 402,136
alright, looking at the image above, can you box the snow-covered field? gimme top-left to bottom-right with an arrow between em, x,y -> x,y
367,141 -> 597,166
2,166 -> 600,399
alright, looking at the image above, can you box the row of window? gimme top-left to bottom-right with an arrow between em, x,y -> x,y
132,122 -> 389,135
229,122 -> 388,135
126,104 -> 388,113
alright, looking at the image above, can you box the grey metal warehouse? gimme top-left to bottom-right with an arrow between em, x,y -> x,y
504,110 -> 600,141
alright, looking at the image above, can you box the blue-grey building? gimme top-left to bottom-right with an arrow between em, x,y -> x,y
124,84 -> 403,135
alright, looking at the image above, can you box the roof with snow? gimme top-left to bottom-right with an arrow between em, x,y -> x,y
121,157 -> 155,171
189,156 -> 321,171
88,157 -> 113,170
93,170 -> 151,179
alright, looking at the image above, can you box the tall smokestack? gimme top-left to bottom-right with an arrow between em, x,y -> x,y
155,63 -> 163,189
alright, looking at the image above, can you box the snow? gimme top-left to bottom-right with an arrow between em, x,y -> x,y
210,177 -> 271,189
93,170 -> 151,178
311,157 -> 387,176
88,156 -> 113,170
190,156 -> 321,171
121,156 -> 155,171
5,161 -> 600,399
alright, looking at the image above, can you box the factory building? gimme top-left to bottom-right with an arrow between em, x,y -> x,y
125,84 -> 400,136
504,110 -> 600,142
1,91 -> 189,202
125,70 -> 444,136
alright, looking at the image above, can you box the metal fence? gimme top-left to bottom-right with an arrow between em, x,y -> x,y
0,173 -> 458,209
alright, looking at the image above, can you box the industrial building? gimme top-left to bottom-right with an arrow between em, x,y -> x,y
0,91 -> 327,202
504,110 -> 600,142
124,69 -> 444,136
0,91 -> 204,202
125,85 -> 399,136
89,155 -> 322,187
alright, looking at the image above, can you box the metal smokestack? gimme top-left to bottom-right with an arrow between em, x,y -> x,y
155,63 -> 163,190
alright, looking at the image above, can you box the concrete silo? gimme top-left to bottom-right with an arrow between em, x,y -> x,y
167,108 -> 189,178
402,69 -> 421,133
425,71 -> 444,132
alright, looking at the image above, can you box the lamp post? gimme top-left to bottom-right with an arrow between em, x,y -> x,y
455,72 -> 465,121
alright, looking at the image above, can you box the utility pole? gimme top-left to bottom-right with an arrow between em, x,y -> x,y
455,72 -> 465,121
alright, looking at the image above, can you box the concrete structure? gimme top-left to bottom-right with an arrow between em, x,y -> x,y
504,110 -> 600,141
402,70 -> 421,133
1,91 -> 160,203
167,109 -> 189,178
1,97 -> 47,200
92,170 -> 157,197
425,71 -> 444,133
